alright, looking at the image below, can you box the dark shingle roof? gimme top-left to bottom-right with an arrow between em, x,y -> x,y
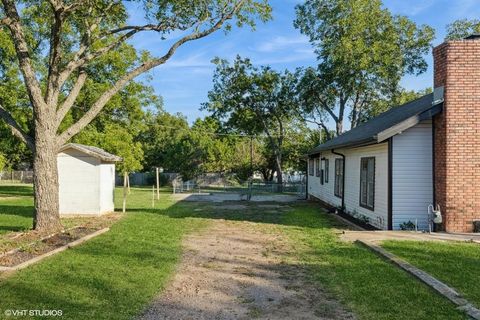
308,93 -> 442,155
60,143 -> 122,162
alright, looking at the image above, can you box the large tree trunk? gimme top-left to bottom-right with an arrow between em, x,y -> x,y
32,125 -> 62,233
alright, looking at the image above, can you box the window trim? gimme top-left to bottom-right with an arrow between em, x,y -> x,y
359,157 -> 375,211
334,158 -> 344,198
324,159 -> 329,183
308,158 -> 314,176
315,158 -> 321,177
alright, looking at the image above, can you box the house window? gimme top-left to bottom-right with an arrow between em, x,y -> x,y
334,158 -> 344,198
324,159 -> 329,183
315,158 -> 321,177
360,157 -> 375,210
308,159 -> 314,176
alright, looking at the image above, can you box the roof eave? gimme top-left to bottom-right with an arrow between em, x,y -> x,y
375,103 -> 443,143
308,137 -> 377,155
60,143 -> 122,162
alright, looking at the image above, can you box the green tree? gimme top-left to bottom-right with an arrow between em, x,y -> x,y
361,87 -> 433,121
446,19 -> 480,40
0,0 -> 271,233
0,153 -> 6,172
203,56 -> 298,186
282,121 -> 319,173
294,0 -> 434,136
141,108 -> 190,171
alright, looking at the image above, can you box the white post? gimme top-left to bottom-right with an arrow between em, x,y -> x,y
156,167 -> 160,200
127,173 -> 131,194
122,173 -> 127,213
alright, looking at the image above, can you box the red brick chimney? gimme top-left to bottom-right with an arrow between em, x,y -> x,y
433,35 -> 480,233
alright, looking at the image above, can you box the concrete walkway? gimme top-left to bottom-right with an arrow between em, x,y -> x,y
172,192 -> 301,203
341,230 -> 480,243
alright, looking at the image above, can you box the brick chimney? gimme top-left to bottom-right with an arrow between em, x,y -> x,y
433,35 -> 480,233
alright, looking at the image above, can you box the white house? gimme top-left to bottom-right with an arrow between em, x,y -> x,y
307,94 -> 438,230
306,34 -> 480,233
57,143 -> 122,216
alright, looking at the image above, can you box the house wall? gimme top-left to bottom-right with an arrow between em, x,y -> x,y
58,149 -> 101,215
99,163 -> 116,213
433,37 -> 480,232
392,121 -> 433,230
308,143 -> 388,229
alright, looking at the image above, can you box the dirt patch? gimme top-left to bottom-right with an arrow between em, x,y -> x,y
0,213 -> 121,263
0,226 -> 98,267
138,219 -> 354,320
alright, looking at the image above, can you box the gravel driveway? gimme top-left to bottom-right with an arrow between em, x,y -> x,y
138,213 -> 354,320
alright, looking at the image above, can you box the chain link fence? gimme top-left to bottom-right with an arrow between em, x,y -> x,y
0,171 -> 34,184
173,180 -> 306,199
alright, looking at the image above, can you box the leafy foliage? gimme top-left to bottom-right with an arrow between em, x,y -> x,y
0,153 -> 6,172
203,56 -> 299,183
294,0 -> 434,135
446,19 -> 480,40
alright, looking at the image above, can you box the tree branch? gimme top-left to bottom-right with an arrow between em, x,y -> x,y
57,0 -> 245,145
45,1 -> 66,106
0,105 -> 34,150
56,2 -> 122,88
56,71 -> 87,128
0,16 -> 11,26
1,0 -> 46,110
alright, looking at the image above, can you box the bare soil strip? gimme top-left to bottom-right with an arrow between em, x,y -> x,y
139,219 -> 354,320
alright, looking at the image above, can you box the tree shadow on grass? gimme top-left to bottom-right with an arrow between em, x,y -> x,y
0,200 -> 34,233
125,200 -> 348,230
0,185 -> 33,197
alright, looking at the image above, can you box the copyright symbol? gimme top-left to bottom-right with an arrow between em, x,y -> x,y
4,310 -> 11,317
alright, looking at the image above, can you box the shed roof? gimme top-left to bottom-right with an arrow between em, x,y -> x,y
60,143 -> 122,162
308,93 -> 443,155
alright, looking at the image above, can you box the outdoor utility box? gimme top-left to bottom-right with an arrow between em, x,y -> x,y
57,143 -> 121,216
474,221 -> 480,233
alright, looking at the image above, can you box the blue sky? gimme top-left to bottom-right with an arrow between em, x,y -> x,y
127,0 -> 480,123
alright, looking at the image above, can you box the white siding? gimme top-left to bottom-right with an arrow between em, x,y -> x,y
58,149 -> 100,214
99,163 -> 115,213
392,121 -> 433,230
308,144 -> 388,229
308,155 -> 341,208
58,148 -> 117,215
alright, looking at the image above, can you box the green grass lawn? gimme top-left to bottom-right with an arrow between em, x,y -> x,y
382,240 -> 480,310
0,186 -> 207,320
0,185 -> 469,319
279,206 -> 465,320
0,184 -> 35,234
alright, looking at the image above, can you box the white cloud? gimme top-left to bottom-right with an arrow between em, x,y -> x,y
255,35 -> 311,52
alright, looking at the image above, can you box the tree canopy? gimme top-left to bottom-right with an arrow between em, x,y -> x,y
0,0 -> 272,232
446,19 -> 480,40
203,56 -> 304,184
294,0 -> 434,135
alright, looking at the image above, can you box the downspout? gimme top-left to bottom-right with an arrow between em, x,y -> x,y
305,157 -> 309,200
388,138 -> 393,230
331,149 -> 346,212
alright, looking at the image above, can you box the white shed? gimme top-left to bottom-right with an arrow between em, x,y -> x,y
57,143 -> 122,216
